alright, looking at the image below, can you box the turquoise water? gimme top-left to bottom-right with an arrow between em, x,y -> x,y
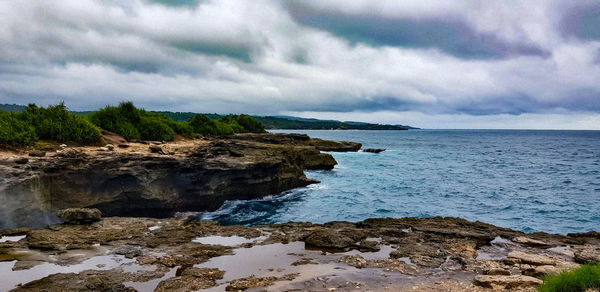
201,130 -> 600,234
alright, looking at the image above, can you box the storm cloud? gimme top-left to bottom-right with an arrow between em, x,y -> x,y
0,0 -> 599,128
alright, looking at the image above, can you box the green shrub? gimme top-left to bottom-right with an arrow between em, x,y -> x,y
235,114 -> 265,133
538,264 -> 600,292
138,116 -> 175,141
0,111 -> 37,145
88,102 -> 190,141
220,114 -> 265,133
189,114 -> 234,136
19,103 -> 101,144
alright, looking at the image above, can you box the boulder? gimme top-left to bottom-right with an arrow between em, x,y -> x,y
304,229 -> 355,250
507,251 -> 555,266
474,275 -> 543,290
57,208 -> 102,224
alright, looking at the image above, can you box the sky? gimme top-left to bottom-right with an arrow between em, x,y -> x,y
1,1 -> 600,129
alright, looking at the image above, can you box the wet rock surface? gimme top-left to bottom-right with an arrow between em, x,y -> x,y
0,133 -> 354,229
0,217 -> 597,291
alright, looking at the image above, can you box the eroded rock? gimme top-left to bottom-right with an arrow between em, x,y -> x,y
339,254 -> 367,268
155,268 -> 224,292
573,245 -> 600,264
512,236 -> 549,247
57,208 -> 102,224
0,134 -> 346,229
304,229 -> 355,250
225,275 -> 276,291
473,275 -> 543,290
507,251 -> 555,266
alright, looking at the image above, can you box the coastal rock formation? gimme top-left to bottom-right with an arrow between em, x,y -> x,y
0,217 -> 598,291
57,208 -> 102,224
0,133 -> 352,229
473,275 -> 543,290
362,148 -> 385,153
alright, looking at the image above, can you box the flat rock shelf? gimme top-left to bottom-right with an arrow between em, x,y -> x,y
0,216 -> 598,291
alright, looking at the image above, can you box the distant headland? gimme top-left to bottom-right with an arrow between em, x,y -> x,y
0,103 -> 417,131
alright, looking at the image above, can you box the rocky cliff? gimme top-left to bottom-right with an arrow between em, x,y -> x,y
0,133 -> 361,229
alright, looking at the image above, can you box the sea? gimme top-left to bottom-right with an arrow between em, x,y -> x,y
200,129 -> 600,234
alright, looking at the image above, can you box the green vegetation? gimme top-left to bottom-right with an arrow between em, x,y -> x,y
88,102 -> 193,141
0,101 -> 416,146
188,114 -> 234,136
0,111 -> 37,145
220,114 -> 265,133
538,264 -> 600,292
0,103 -> 101,146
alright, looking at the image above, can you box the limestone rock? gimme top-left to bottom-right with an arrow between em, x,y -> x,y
358,240 -> 380,252
339,254 -> 367,268
155,268 -> 224,292
485,268 -> 511,276
474,275 -> 543,290
573,245 -> 600,264
523,265 -> 560,277
0,134 -> 344,229
57,208 -> 102,224
507,251 -> 555,266
225,275 -> 276,291
304,229 -> 355,250
512,236 -> 549,247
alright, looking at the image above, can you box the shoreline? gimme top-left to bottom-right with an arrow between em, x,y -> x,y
0,216 -> 598,291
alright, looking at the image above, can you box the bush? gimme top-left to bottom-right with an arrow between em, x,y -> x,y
235,114 -> 265,133
220,114 -> 265,133
138,116 -> 175,141
0,111 -> 37,145
19,103 -> 101,144
88,102 -> 190,141
188,114 -> 234,136
538,264 -> 600,292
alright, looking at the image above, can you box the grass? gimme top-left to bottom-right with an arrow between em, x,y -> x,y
538,264 -> 600,292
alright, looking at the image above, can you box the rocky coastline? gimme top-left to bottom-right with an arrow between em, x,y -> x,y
0,133 -> 360,229
1,133 -> 599,291
0,215 -> 599,291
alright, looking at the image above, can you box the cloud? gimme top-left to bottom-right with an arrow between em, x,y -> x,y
0,0 -> 598,128
288,2 -> 550,59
